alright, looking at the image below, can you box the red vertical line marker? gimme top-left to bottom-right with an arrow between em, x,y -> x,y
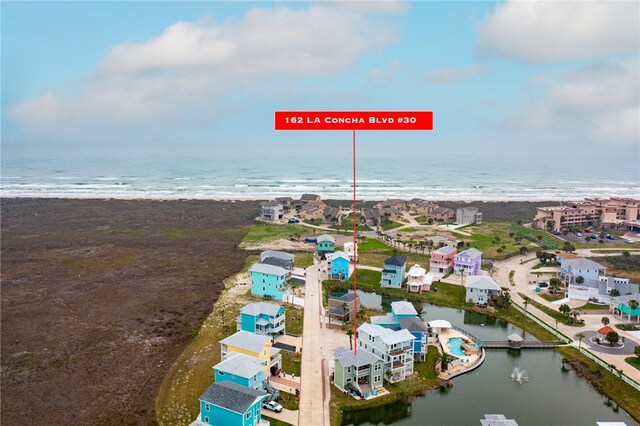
352,130 -> 358,355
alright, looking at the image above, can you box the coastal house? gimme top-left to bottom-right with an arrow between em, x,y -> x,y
260,201 -> 283,221
456,206 -> 482,225
236,302 -> 286,338
371,300 -> 416,328
328,292 -> 359,324
357,323 -> 414,383
380,256 -> 407,288
555,252 -> 581,266
213,352 -> 266,391
249,263 -> 290,301
299,202 -> 325,221
361,208 -> 381,227
380,207 -> 403,222
432,207 -> 455,222
344,242 -> 357,262
398,317 -> 428,362
260,250 -> 294,271
559,258 -> 605,286
328,251 -> 351,280
609,293 -> 640,322
195,381 -> 269,426
430,246 -> 456,276
323,207 -> 342,225
220,330 -> 281,374
568,274 -> 639,303
300,193 -> 321,204
454,248 -> 482,276
465,275 -> 501,306
406,264 -> 433,292
333,347 -> 385,395
275,196 -> 294,207
316,234 -> 336,256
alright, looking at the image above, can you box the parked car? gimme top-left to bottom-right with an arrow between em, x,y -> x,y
576,232 -> 582,237
606,235 -> 614,240
584,229 -> 591,233
288,218 -> 296,224
263,401 -> 283,413
590,235 -> 597,240
538,282 -> 548,288
625,239 -> 634,244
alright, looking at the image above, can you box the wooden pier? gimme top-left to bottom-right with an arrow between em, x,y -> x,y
481,341 -> 563,349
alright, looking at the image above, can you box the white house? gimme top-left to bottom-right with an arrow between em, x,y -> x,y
456,206 -> 482,225
260,201 -> 283,221
344,242 -> 358,262
559,258 -> 606,286
406,264 -> 433,293
357,323 -> 414,383
465,275 -> 501,305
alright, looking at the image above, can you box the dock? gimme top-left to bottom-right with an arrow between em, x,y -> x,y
481,340 -> 563,349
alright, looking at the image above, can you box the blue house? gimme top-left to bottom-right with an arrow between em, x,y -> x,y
398,317 -> 428,362
213,352 -> 266,390
371,301 -> 418,329
380,256 -> 407,288
250,263 -> 290,301
328,251 -> 351,280
237,302 -> 286,337
196,381 -> 269,426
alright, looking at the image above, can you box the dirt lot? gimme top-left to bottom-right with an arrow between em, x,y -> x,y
1,198 -> 258,425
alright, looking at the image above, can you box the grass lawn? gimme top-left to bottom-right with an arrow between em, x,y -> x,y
356,237 -> 429,268
330,345 -> 441,426
590,255 -> 640,282
415,216 -> 431,224
241,223 -> 310,245
293,252 -> 314,268
262,415 -> 293,426
577,302 -> 609,311
381,220 -> 404,231
285,305 -> 304,335
278,391 -> 299,411
522,293 -> 584,327
281,351 -> 302,376
625,356 -> 640,372
540,293 -> 565,302
556,347 -> 640,422
331,217 -> 372,232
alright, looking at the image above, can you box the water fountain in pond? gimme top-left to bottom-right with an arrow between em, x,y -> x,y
510,367 -> 529,383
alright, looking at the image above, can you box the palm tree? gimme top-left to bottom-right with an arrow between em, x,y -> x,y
634,345 -> 640,360
346,329 -> 354,351
601,316 -> 610,327
522,295 -> 530,311
610,289 -> 620,297
576,332 -> 585,349
384,369 -> 392,383
415,304 -> 426,321
559,304 -> 571,316
629,299 -> 639,322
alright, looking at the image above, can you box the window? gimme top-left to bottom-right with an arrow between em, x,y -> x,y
264,350 -> 267,355
219,371 -> 224,376
246,412 -> 251,419
346,377 -> 352,383
347,366 -> 351,373
205,403 -> 210,411
232,374 -> 236,379
204,416 -> 209,423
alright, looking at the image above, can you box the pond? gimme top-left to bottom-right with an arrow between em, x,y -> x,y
333,290 -> 637,426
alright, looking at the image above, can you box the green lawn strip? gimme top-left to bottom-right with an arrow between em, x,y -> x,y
555,346 -> 640,423
415,216 -> 431,224
540,293 -> 564,302
281,351 -> 301,377
262,415 -> 293,426
625,356 -> 640,372
381,220 -> 404,231
293,252 -> 314,268
278,391 -> 299,411
356,237 -> 429,268
450,222 -> 535,259
521,293 -> 584,327
241,223 -> 310,245
591,249 -> 640,254
577,302 -> 609,311
330,345 -> 441,426
285,305 -> 304,335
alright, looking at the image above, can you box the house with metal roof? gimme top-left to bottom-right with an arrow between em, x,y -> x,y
465,275 -> 501,305
456,206 -> 482,225
327,292 -> 360,324
398,317 -> 428,361
333,347 -> 385,396
194,381 -> 269,426
559,258 -> 606,286
249,263 -> 290,301
300,193 -> 321,203
260,250 -> 295,270
213,352 -> 266,391
381,256 -> 407,288
430,246 -> 457,276
406,264 -> 433,292
357,323 -> 414,383
609,293 -> 640,322
260,201 -> 283,221
454,248 -> 482,276
220,331 -> 281,374
327,251 -> 351,280
316,234 -> 336,256
236,302 -> 286,338
344,242 -> 357,262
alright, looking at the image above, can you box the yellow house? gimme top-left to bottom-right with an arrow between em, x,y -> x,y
219,331 -> 282,373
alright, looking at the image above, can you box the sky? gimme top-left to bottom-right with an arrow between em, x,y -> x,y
2,0 -> 639,160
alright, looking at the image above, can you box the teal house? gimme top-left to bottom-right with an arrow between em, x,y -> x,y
380,256 -> 407,288
196,381 -> 268,426
316,234 -> 336,256
237,302 -> 286,337
611,294 -> 640,322
250,263 -> 290,301
213,352 -> 266,390
371,301 -> 418,329
328,251 -> 351,280
333,347 -> 384,396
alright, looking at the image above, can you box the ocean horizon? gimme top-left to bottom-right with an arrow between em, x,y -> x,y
1,153 -> 638,201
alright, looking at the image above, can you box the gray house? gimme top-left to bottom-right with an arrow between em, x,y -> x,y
260,250 -> 295,270
465,275 -> 501,305
456,206 -> 482,225
260,201 -> 283,221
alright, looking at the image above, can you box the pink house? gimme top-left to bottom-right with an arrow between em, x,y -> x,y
430,246 -> 457,276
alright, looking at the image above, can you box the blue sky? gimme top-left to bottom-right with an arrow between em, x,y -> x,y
2,1 -> 639,160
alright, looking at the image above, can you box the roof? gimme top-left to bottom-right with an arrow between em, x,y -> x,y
597,326 -> 615,335
456,248 -> 482,259
214,352 -> 264,378
357,322 -> 393,338
427,319 -> 452,329
334,347 -> 381,367
391,301 -> 417,316
300,193 -> 320,201
612,293 -> 640,305
371,314 -> 396,326
458,206 -> 479,213
507,333 -> 523,342
465,275 -> 501,291
317,234 -> 336,243
562,258 -> 605,270
220,331 -> 271,353
329,306 -> 350,316
344,242 -> 356,248
433,206 -> 453,214
480,414 -> 519,426
324,207 -> 340,218
398,317 -> 428,333
556,252 -> 581,260
330,292 -> 357,303
249,263 -> 288,276
260,201 -> 282,208
199,381 -> 267,414
434,246 -> 456,255
328,251 -> 349,262
407,264 -> 426,276
379,329 -> 415,346
384,255 -> 407,267
241,302 -> 284,317
260,250 -> 295,262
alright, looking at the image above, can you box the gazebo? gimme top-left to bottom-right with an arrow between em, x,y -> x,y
596,326 -> 615,342
507,333 -> 524,349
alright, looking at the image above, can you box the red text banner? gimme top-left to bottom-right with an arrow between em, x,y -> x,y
274,111 -> 433,131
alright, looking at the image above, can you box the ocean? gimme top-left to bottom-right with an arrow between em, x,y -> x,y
1,153 -> 638,201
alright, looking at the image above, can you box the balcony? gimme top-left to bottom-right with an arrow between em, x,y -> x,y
388,345 -> 412,356
355,366 -> 371,376
270,353 -> 282,367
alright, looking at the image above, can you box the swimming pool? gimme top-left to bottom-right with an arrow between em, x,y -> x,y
447,337 -> 466,356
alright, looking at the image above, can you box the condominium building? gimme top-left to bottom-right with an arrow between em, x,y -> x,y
532,198 -> 640,232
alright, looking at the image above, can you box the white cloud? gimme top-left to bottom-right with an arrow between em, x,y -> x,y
425,64 -> 489,84
10,5 -> 397,134
500,59 -> 639,147
322,0 -> 408,14
477,0 -> 640,62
